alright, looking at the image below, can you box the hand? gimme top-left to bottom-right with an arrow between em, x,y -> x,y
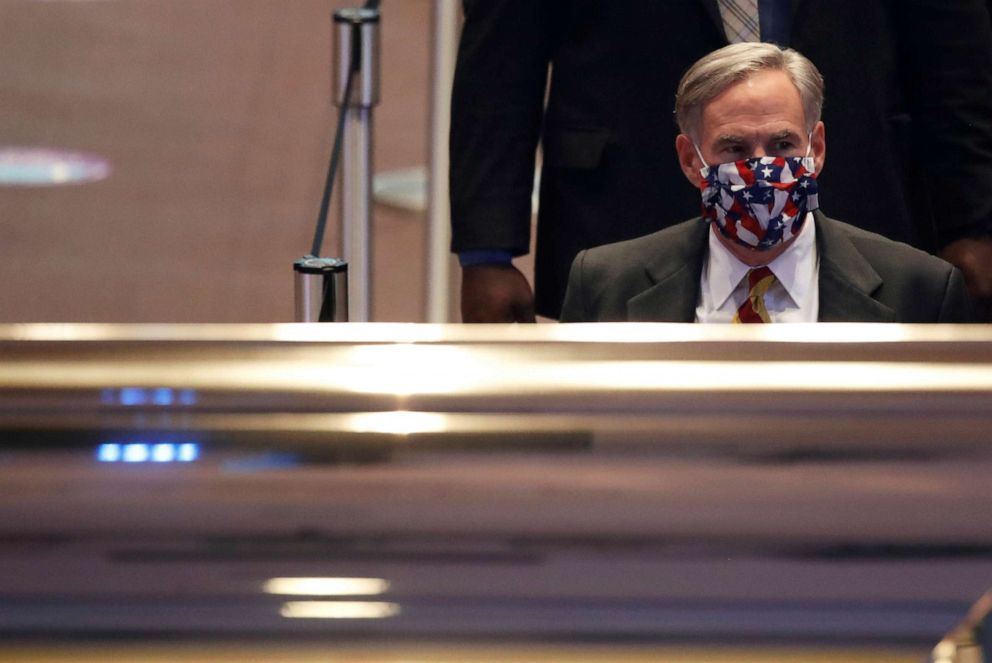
460,264 -> 537,323
940,237 -> 992,322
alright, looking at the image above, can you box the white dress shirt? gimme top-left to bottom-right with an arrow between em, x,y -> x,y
695,213 -> 820,323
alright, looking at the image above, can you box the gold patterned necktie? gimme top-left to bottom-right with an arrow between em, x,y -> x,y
718,0 -> 760,43
733,266 -> 776,323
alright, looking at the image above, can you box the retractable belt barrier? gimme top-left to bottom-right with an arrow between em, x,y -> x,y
293,1 -> 380,322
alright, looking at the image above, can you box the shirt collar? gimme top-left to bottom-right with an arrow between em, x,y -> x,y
705,212 -> 817,309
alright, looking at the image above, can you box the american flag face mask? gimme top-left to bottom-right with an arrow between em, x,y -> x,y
694,139 -> 819,251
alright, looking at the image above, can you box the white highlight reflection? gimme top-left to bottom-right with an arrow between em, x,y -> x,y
933,640 -> 956,663
344,411 -> 447,435
280,601 -> 400,619
341,344 -> 484,395
264,577 -> 390,596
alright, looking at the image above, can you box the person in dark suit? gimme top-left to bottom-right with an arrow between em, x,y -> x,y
559,43 -> 974,324
450,0 -> 992,322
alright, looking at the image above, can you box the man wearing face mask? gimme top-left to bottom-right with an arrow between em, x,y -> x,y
559,43 -> 974,323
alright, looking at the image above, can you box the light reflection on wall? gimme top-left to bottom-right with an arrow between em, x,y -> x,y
0,147 -> 110,186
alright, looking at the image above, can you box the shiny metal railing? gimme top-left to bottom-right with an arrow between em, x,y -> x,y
2,323 -> 992,455
1,323 -> 991,642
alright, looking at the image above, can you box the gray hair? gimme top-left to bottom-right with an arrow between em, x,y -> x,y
674,42 -> 824,140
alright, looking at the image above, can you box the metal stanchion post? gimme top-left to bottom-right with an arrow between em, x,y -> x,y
425,0 -> 460,323
334,9 -> 380,322
292,5 -> 378,323
293,256 -> 348,323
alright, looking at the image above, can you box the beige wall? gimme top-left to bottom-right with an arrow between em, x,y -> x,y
0,0 -> 436,322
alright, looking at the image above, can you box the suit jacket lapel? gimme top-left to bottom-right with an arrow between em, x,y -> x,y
621,214 -> 896,322
627,265 -> 701,321
627,220 -> 708,322
814,213 -> 896,322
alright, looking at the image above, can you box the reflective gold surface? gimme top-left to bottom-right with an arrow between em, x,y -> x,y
1,324 -> 990,647
2,323 -> 992,454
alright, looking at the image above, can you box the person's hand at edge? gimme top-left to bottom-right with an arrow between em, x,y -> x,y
461,264 -> 537,323
940,236 -> 992,322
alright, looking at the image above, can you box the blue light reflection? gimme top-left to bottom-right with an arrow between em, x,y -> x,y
97,442 -> 201,465
177,443 -> 199,462
103,387 -> 198,407
119,388 -> 148,406
151,388 -> 174,406
151,443 -> 175,463
97,444 -> 122,462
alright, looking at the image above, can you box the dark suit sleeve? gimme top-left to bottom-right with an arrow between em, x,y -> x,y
898,0 -> 992,245
449,0 -> 557,256
939,267 -> 977,323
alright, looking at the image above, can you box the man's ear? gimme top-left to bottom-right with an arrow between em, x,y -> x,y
675,134 -> 704,187
811,121 -> 826,174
